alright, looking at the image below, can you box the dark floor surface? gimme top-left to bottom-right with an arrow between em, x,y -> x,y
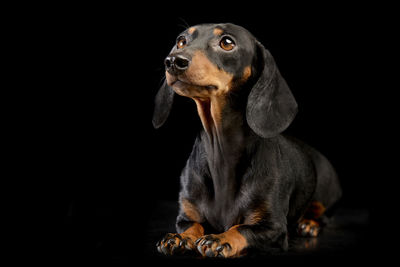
143,201 -> 381,266
57,200 -> 391,265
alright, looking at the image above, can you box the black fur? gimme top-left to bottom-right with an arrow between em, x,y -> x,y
154,23 -> 342,255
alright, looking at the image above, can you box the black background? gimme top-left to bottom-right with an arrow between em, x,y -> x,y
27,3 -> 394,264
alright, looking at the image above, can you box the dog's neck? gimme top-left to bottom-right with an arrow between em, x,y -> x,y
194,95 -> 247,149
194,95 -> 250,205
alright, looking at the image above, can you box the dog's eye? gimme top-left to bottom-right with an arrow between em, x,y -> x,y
220,36 -> 235,51
177,36 -> 187,49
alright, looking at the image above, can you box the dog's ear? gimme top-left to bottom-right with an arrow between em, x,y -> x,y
246,41 -> 298,138
152,79 -> 175,129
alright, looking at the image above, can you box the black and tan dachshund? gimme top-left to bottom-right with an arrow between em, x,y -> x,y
153,23 -> 342,258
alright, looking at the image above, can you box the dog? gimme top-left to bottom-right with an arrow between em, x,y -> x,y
153,23 -> 342,258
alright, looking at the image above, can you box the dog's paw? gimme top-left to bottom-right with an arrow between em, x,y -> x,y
195,233 -> 246,258
297,219 -> 320,237
195,235 -> 229,258
156,233 -> 196,255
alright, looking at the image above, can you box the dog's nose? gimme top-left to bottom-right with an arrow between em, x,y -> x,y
164,55 -> 190,74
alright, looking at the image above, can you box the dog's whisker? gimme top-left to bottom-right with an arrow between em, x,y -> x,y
177,17 -> 190,30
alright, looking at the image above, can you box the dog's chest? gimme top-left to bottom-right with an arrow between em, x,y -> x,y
202,197 -> 243,233
196,131 -> 251,232
200,163 -> 247,232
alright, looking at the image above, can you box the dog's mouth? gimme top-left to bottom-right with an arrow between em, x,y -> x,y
170,79 -> 217,91
166,72 -> 218,92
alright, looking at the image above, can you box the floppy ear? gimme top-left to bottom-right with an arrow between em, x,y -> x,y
246,42 -> 298,138
152,79 -> 175,129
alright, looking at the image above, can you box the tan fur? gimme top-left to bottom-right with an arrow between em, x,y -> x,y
188,27 -> 196,34
181,199 -> 202,222
213,28 -> 224,36
179,223 -> 204,249
244,203 -> 267,225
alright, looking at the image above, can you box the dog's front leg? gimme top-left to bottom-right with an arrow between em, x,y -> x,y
157,198 -> 205,255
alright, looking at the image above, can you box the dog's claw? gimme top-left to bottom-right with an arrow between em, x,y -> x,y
216,245 -> 224,252
205,240 -> 213,247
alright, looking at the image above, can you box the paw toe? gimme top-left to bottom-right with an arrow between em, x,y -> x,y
297,220 -> 320,237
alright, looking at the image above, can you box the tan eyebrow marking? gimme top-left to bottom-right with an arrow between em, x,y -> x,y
188,27 -> 196,34
213,28 -> 224,36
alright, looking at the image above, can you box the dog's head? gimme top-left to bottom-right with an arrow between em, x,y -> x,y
153,23 -> 297,138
